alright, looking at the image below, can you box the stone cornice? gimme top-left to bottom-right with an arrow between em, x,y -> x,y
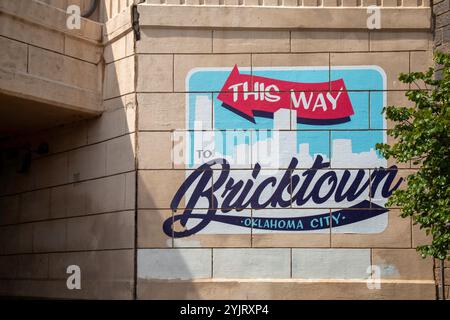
138,5 -> 431,30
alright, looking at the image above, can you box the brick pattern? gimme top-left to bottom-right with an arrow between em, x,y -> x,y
0,250 -> 134,299
0,4 -> 103,114
39,0 -> 433,25
143,0 -> 429,6
0,3 -> 437,299
135,26 -> 435,299
434,259 -> 450,299
136,248 -> 434,280
137,279 -> 435,299
0,19 -> 136,299
434,0 -> 450,52
41,0 -> 134,22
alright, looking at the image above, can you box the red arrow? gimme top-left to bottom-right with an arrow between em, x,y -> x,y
216,65 -> 354,125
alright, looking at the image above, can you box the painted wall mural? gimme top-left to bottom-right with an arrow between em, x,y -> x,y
163,65 -> 403,238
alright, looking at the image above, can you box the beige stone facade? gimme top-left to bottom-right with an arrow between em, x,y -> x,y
0,0 -> 442,299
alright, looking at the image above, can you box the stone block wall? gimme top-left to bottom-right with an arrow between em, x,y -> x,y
0,7 -> 137,299
41,0 -> 135,22
0,1 -> 442,299
433,0 -> 450,300
133,4 -> 436,299
143,0 -> 430,6
434,0 -> 450,52
0,0 -> 103,127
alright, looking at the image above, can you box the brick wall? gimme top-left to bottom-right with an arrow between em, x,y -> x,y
434,0 -> 450,52
435,260 -> 450,299
433,0 -> 449,300
0,3 -> 440,299
41,0 -> 135,22
144,0 -> 430,6
133,4 -> 436,299
0,0 -> 103,117
0,9 -> 136,299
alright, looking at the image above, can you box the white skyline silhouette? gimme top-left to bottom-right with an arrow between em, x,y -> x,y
189,95 -> 385,169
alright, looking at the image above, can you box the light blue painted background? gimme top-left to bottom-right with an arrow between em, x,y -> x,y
187,67 -> 386,167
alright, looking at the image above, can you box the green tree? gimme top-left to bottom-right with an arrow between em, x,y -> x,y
376,51 -> 450,261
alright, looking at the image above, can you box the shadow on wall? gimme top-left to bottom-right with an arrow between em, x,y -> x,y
136,145 -> 201,299
0,0 -> 199,299
135,204 -> 203,299
0,47 -> 135,300
0,110 -> 135,298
